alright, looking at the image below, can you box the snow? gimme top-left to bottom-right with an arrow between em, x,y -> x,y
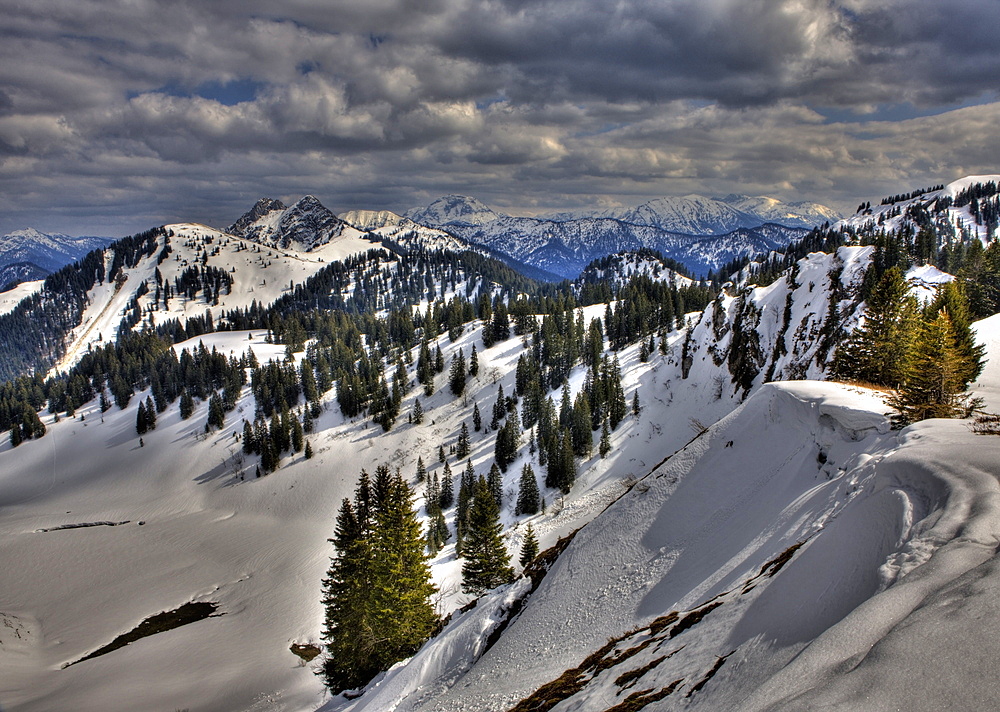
0,279 -> 44,316
345,372 -> 1000,712
48,222 -> 381,376
3,235 -> 1000,712
907,263 -> 954,302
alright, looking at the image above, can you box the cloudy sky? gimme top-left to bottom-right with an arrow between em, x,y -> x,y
2,0 -> 1000,237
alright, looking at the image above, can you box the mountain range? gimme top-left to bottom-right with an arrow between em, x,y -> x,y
0,176 -> 998,712
0,228 -> 113,290
401,194 -> 829,278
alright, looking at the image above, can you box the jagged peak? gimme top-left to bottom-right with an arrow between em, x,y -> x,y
227,197 -> 287,237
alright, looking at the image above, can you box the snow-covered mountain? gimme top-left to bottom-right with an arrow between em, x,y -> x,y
405,194 -> 500,228
403,195 -> 810,278
838,174 -> 1000,245
0,228 -> 113,289
339,209 -> 470,254
1,177 -> 999,712
719,193 -> 841,228
227,196 -> 358,251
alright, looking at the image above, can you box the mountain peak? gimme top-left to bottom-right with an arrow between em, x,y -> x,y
229,195 -> 347,251
227,198 -> 286,237
405,195 -> 499,227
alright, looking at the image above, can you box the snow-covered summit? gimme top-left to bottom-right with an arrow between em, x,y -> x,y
404,195 -> 499,228
228,196 -> 354,251
720,193 -> 841,228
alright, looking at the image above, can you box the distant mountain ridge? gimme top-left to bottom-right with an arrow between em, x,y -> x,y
0,228 -> 113,290
403,195 -> 810,278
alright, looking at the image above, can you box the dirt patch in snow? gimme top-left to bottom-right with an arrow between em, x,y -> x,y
64,601 -> 221,668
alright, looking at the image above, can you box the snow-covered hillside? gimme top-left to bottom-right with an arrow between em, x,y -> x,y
838,174 -> 1000,244
0,174 -> 998,712
343,318 -> 1000,712
50,222 -> 380,376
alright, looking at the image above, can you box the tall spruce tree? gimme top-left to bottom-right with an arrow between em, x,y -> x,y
891,309 -> 982,424
322,467 -> 438,692
519,523 -> 539,568
515,463 -> 540,515
461,475 -> 515,596
833,266 -> 919,387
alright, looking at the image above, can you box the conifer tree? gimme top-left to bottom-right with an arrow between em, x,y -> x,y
599,418 -> 611,458
412,398 -> 424,425
439,461 -> 455,509
833,266 -> 919,387
461,476 -> 515,596
515,463 -> 540,515
632,390 -> 641,417
469,344 -> 479,377
449,348 -> 467,397
473,402 -> 482,432
416,455 -> 427,483
891,309 -> 981,424
304,441 -> 314,459
207,393 -> 225,429
145,396 -> 156,430
456,421 -> 471,459
520,523 -> 539,568
322,467 -> 437,692
179,389 -> 194,419
136,401 -> 149,435
488,462 -> 504,510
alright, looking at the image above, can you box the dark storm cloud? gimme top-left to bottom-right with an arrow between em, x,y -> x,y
1,0 -> 999,236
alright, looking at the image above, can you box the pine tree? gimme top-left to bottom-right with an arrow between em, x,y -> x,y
439,461 -> 454,509
519,523 -> 539,568
599,418 -> 611,458
632,390 -> 640,417
449,348 -> 467,397
207,393 -> 226,429
321,468 -> 438,692
179,389 -> 194,419
416,455 -> 427,483
461,476 -> 515,596
515,463 -> 540,515
890,309 -> 981,425
144,396 -> 156,430
456,421 -> 471,459
136,401 -> 149,435
412,398 -> 424,425
469,344 -> 479,377
833,266 -> 919,387
473,402 -> 482,431
488,462 -> 504,510
304,441 -> 314,459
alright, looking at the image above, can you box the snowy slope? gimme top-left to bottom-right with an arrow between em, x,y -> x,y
49,222 -> 381,376
838,174 -> 1000,244
344,368 -> 1000,712
0,279 -> 44,316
